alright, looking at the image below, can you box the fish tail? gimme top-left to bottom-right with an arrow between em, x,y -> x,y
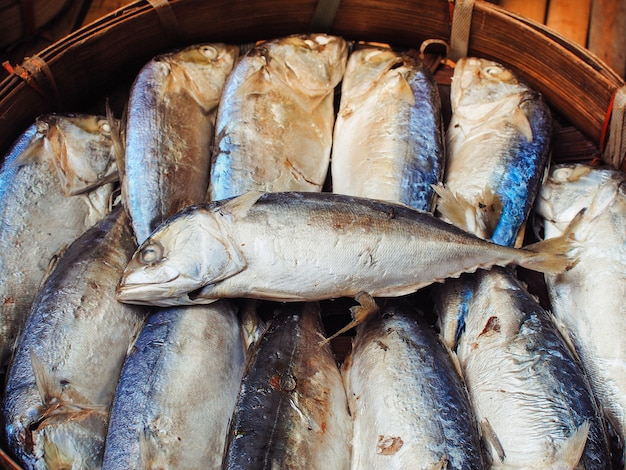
517,242 -> 574,274
519,208 -> 584,274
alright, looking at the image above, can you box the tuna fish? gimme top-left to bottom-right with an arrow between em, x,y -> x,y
436,56 -> 552,247
342,300 -> 485,469
435,267 -> 612,468
102,301 -> 245,470
0,114 -> 117,372
116,191 -> 574,307
209,34 -> 348,200
123,43 -> 239,244
3,208 -> 146,469
331,45 -> 444,212
535,163 -> 626,466
223,302 -> 351,469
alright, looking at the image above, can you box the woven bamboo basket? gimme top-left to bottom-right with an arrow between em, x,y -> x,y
0,0 -> 625,467
1,0 -> 625,164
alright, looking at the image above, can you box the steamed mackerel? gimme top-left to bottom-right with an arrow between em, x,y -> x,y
437,267 -> 612,468
331,46 -> 444,212
4,208 -> 146,470
117,192 -> 573,307
0,114 -> 117,371
102,301 -> 245,470
223,302 -> 351,469
342,302 -> 485,469
535,164 -> 626,464
438,57 -> 552,247
209,34 -> 348,200
124,43 -> 238,243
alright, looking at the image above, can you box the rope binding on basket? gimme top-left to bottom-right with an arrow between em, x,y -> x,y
601,86 -> 626,171
449,0 -> 475,61
2,55 -> 60,107
147,0 -> 181,41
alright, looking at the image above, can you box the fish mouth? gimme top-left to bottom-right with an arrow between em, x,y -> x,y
116,282 -> 199,307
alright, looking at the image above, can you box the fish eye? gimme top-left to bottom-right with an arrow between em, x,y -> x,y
140,242 -> 164,265
200,46 -> 218,60
552,167 -> 572,182
98,120 -> 111,135
484,66 -> 503,75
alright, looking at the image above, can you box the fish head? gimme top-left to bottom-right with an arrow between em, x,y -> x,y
117,206 -> 246,306
536,163 -> 623,238
264,34 -> 348,95
451,57 -> 529,108
163,43 -> 239,112
38,113 -> 119,195
341,46 -> 412,101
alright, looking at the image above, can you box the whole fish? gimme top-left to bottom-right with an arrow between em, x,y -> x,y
3,208 -> 146,470
209,34 -> 348,200
223,302 -> 351,469
0,114 -> 117,372
435,57 -> 552,351
331,45 -> 444,212
102,301 -> 245,470
439,267 -> 611,468
124,43 -> 239,243
535,163 -> 626,465
117,191 -> 573,307
437,56 -> 552,247
342,301 -> 485,469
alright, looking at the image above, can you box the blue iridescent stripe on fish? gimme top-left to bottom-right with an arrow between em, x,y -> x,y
491,98 -> 552,247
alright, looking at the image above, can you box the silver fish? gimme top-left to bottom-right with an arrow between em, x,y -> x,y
209,34 -> 348,200
331,45 -> 444,212
117,191 -> 573,307
342,301 -> 485,469
0,114 -> 116,371
437,57 -> 552,247
102,300 -> 245,470
123,43 -> 239,244
223,302 -> 351,469
441,267 -> 611,468
3,208 -> 146,469
535,163 -> 626,465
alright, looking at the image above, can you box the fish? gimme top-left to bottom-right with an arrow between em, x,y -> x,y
435,266 -> 612,468
0,114 -> 117,372
331,45 -> 445,212
123,43 -> 239,244
101,300 -> 245,470
436,56 -> 552,247
436,267 -> 611,469
223,302 -> 352,469
116,191 -> 574,307
341,300 -> 485,469
535,163 -> 626,465
209,34 -> 348,201
3,207 -> 147,469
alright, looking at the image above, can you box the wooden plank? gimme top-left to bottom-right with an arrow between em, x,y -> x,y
546,0 -> 592,46
499,0 -> 547,23
587,0 -> 626,78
